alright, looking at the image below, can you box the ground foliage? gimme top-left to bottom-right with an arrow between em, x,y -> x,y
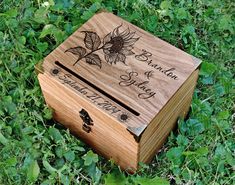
0,0 -> 234,184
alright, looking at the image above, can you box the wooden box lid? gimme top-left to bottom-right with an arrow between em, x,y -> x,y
41,11 -> 201,137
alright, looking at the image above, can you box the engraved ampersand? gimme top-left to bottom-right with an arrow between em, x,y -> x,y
119,70 -> 156,99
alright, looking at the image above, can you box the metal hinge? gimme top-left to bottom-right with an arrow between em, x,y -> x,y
79,109 -> 93,133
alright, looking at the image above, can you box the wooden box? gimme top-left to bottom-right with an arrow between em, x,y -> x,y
36,11 -> 201,171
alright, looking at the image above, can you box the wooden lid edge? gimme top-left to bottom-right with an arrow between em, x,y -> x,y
35,60 -> 44,75
191,56 -> 202,68
126,124 -> 147,142
96,8 -> 110,14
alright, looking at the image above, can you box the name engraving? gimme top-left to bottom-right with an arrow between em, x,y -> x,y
135,49 -> 178,80
119,71 -> 156,99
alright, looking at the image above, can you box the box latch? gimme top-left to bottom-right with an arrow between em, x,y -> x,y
79,109 -> 93,133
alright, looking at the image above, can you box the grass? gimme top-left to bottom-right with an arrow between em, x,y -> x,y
0,0 -> 234,184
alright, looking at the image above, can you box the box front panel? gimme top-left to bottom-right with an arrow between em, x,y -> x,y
38,73 -> 139,170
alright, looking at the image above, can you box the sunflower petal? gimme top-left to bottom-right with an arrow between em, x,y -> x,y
116,53 -> 126,64
120,27 -> 130,38
123,46 -> 134,50
112,24 -> 122,37
104,53 -> 126,64
120,49 -> 135,56
103,32 -> 111,44
103,48 -> 111,54
123,31 -> 136,40
103,43 -> 113,49
123,37 -> 140,47
105,53 -> 117,64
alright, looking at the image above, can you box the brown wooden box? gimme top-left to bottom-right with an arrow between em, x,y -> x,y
36,11 -> 201,171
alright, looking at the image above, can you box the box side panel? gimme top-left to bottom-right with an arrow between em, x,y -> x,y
38,73 -> 139,171
139,69 -> 199,163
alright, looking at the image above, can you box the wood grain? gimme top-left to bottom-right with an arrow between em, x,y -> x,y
38,73 -> 139,170
41,11 -> 201,136
139,69 -> 199,163
36,11 -> 201,171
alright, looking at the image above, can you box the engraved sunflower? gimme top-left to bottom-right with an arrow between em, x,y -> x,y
65,24 -> 139,68
102,24 -> 139,65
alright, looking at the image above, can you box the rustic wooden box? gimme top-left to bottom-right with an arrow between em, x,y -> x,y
36,11 -> 201,171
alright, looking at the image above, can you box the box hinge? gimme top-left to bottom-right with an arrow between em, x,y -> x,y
79,108 -> 93,133
127,125 -> 146,143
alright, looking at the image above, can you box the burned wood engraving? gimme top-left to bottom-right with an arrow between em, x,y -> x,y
65,24 -> 139,68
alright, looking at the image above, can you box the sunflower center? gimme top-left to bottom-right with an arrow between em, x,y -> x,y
110,36 -> 124,53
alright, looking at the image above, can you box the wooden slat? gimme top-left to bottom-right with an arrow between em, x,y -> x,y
38,73 -> 139,170
139,69 -> 199,163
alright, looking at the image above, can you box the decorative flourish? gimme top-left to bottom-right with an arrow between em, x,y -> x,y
65,24 -> 139,68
